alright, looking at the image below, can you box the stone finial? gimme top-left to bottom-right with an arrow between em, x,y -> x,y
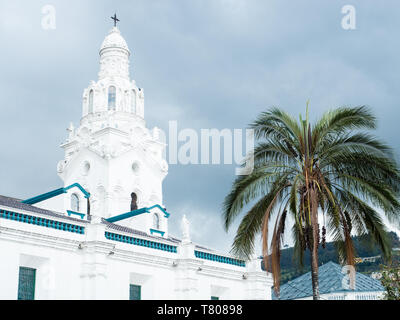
181,214 -> 191,244
67,122 -> 75,140
153,127 -> 160,140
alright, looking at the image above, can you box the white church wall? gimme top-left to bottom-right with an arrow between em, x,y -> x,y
0,209 -> 271,300
0,227 -> 84,299
0,248 -> 19,300
34,195 -> 65,214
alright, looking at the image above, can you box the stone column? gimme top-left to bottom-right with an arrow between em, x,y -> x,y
245,256 -> 273,300
174,241 -> 202,300
0,248 -> 19,299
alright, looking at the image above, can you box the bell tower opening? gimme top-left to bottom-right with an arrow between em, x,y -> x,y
130,192 -> 138,212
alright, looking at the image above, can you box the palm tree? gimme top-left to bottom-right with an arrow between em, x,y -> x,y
223,106 -> 400,300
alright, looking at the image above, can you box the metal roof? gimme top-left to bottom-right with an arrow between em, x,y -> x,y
272,261 -> 384,300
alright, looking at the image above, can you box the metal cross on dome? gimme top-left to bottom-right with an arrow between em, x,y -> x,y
111,13 -> 120,27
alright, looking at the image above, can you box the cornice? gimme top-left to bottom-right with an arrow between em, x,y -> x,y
0,226 -> 81,252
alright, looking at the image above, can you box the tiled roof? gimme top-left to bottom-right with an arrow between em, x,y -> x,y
195,245 -> 213,251
0,195 -> 87,224
0,195 -> 230,255
102,218 -> 181,244
272,261 -> 384,300
0,195 -> 180,244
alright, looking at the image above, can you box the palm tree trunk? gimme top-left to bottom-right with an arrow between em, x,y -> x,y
310,189 -> 320,300
310,240 -> 320,300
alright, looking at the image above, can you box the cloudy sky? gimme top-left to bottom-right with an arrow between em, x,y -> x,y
0,0 -> 399,253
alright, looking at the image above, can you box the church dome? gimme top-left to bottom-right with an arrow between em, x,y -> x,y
100,27 -> 130,53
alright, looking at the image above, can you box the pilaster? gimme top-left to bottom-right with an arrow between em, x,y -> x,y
245,257 -> 272,300
79,215 -> 114,299
174,241 -> 202,300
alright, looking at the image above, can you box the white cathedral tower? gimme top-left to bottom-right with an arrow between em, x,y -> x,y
0,20 -> 272,300
55,26 -> 169,235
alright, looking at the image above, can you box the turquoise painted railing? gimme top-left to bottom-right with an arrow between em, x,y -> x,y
149,229 -> 165,237
0,209 -> 85,234
105,231 -> 177,253
67,210 -> 85,220
194,250 -> 246,267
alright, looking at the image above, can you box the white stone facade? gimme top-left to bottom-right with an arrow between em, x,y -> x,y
0,205 -> 271,299
0,25 -> 272,300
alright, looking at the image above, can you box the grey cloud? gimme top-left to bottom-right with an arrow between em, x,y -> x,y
0,0 -> 399,253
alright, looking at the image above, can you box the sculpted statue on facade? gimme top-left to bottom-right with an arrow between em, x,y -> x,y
181,214 -> 191,243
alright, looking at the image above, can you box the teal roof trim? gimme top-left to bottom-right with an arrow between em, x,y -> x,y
105,204 -> 171,223
105,207 -> 149,223
147,204 -> 170,218
22,183 -> 90,205
21,188 -> 65,205
64,183 -> 90,198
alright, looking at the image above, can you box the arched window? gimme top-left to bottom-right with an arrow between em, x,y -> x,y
131,90 -> 136,113
71,194 -> 80,212
108,86 -> 116,110
153,213 -> 160,230
88,90 -> 94,114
